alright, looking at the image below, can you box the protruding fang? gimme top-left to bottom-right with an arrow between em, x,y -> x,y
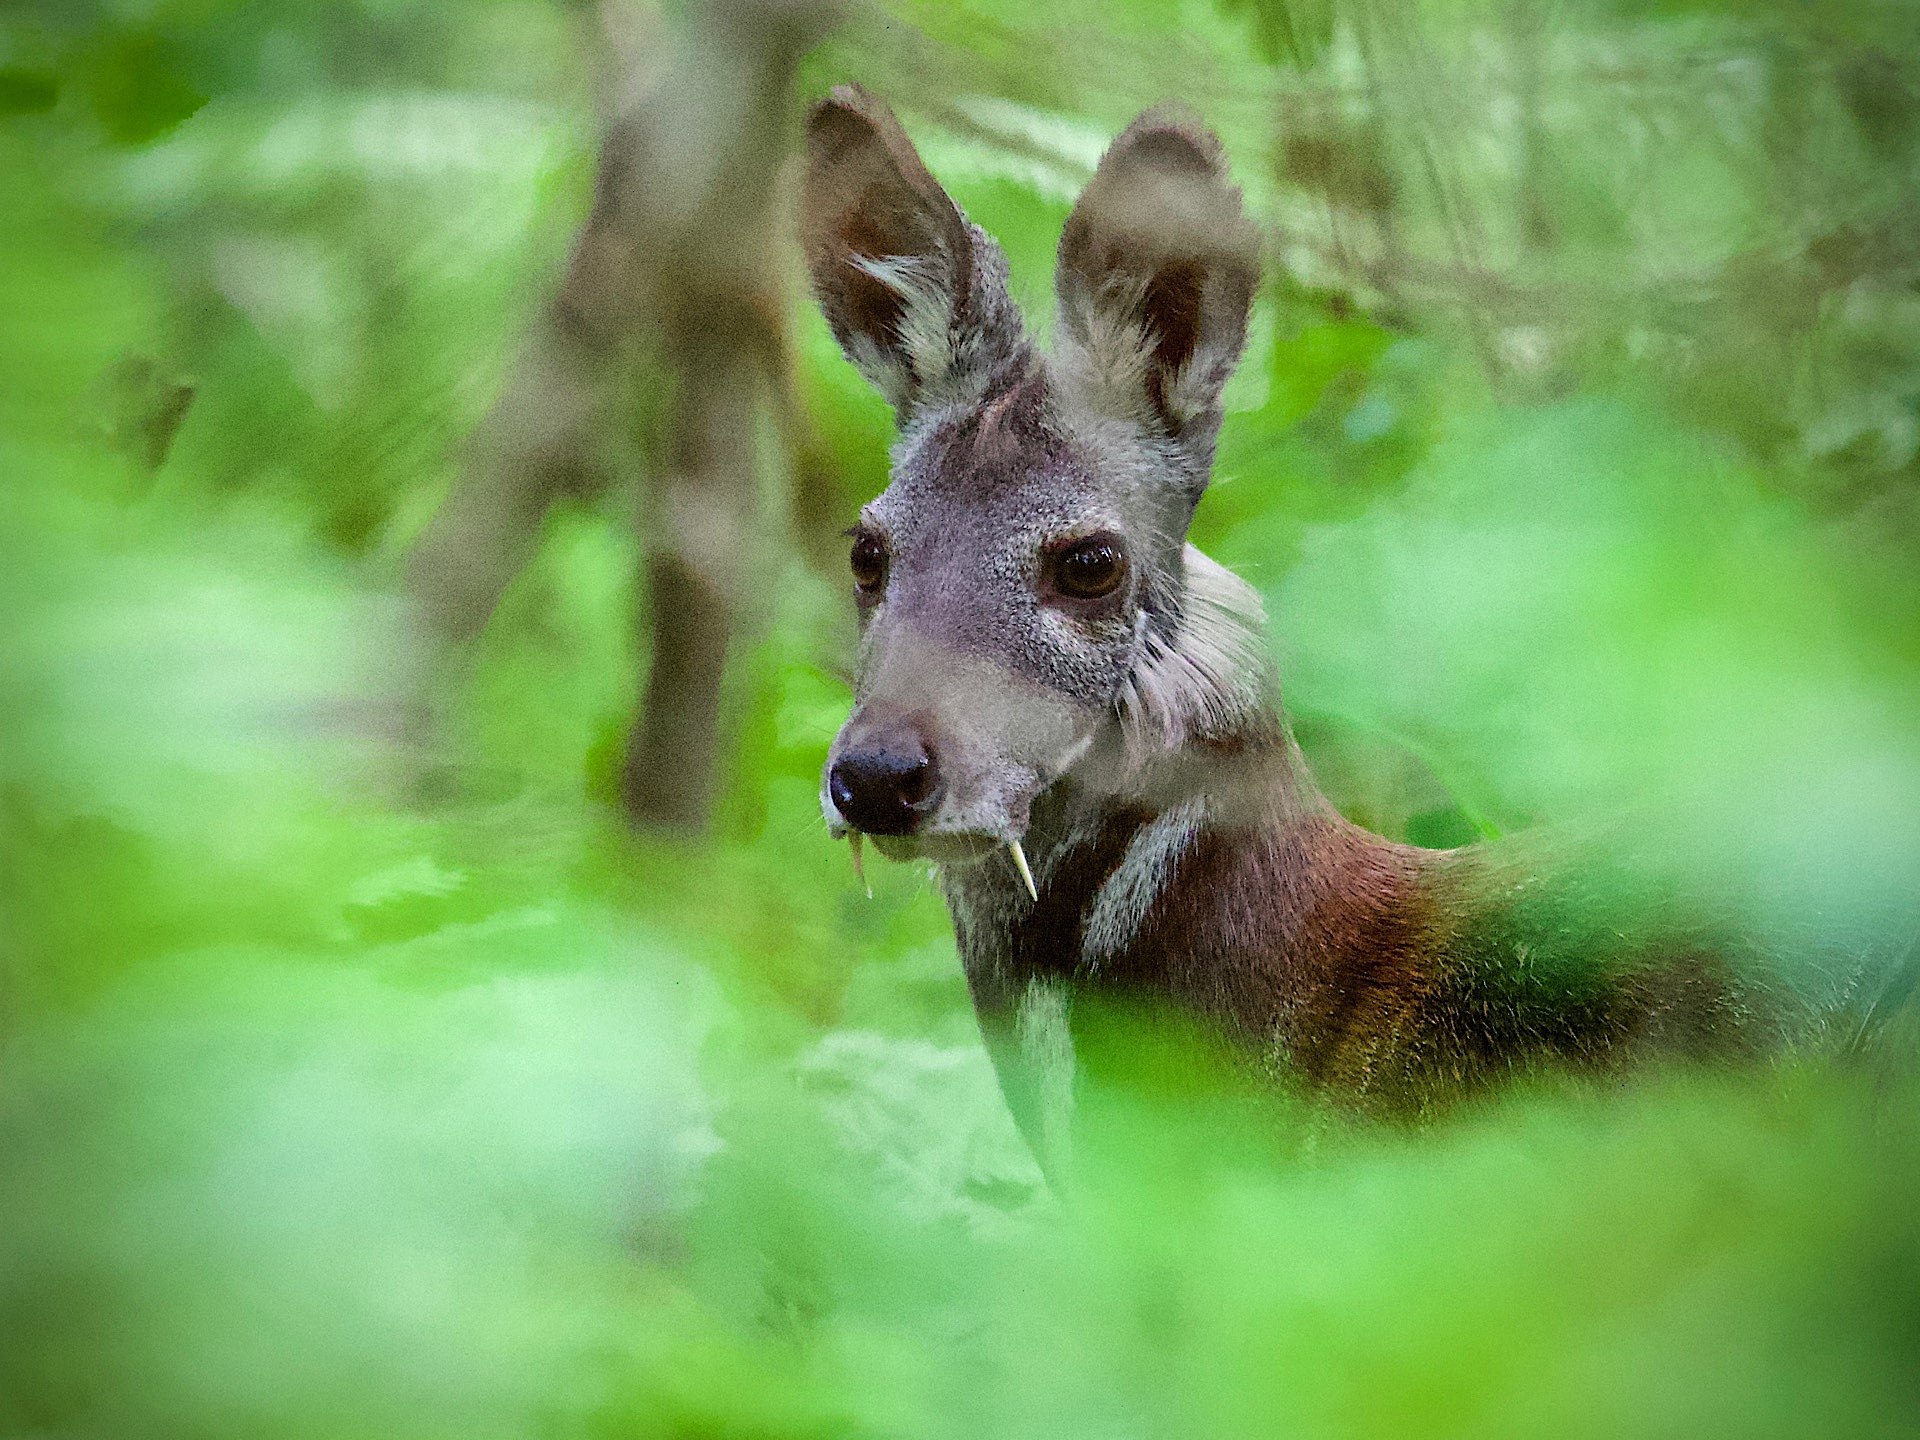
850,832 -> 872,899
1008,839 -> 1039,903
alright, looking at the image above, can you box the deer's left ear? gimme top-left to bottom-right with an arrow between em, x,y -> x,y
1055,109 -> 1260,478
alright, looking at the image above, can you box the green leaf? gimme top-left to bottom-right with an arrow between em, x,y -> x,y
81,34 -> 208,146
1217,0 -> 1337,69
0,67 -> 60,118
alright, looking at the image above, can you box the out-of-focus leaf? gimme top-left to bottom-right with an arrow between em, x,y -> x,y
0,66 -> 60,117
1216,0 -> 1336,69
79,32 -> 207,146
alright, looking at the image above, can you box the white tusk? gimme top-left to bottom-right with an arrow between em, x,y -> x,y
1007,838 -> 1038,903
849,832 -> 872,899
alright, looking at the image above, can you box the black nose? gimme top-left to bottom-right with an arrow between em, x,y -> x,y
828,730 -> 940,836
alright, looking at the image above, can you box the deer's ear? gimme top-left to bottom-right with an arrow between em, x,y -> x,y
1055,109 -> 1259,466
801,86 -> 1026,421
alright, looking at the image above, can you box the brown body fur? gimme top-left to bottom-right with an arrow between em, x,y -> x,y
946,722 -> 1762,1135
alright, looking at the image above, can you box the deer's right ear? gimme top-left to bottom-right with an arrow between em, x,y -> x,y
801,86 -> 1025,421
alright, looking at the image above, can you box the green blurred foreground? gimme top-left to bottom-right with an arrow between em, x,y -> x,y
5,2 -> 1920,1436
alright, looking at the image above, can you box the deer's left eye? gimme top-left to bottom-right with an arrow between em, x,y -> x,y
1051,534 -> 1127,600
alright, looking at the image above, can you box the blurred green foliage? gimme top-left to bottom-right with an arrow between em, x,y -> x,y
4,0 -> 1920,1436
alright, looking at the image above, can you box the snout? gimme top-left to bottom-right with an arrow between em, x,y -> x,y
827,722 -> 943,836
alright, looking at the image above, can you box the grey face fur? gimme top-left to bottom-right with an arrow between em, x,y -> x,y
802,86 -> 1266,861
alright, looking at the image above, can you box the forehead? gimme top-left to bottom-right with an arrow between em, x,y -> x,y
868,370 -> 1115,540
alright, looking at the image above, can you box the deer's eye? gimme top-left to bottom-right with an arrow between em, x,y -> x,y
849,531 -> 888,596
1051,534 -> 1127,600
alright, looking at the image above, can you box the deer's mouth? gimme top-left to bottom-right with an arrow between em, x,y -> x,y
822,808 -> 1005,863
866,830 -> 1003,865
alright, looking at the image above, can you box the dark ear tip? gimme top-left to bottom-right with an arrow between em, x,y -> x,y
805,85 -> 880,158
1108,103 -> 1230,178
804,86 -> 933,182
1060,104 -> 1261,301
806,85 -> 874,147
1077,104 -> 1256,267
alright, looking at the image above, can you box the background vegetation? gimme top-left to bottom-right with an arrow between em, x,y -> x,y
4,0 -> 1920,1435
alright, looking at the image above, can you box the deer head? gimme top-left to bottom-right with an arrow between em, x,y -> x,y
803,86 -> 1272,877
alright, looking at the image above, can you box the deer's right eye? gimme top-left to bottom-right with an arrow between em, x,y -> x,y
849,532 -> 888,597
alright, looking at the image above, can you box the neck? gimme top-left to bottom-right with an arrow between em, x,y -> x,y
943,546 -> 1363,963
935,555 -> 1454,1147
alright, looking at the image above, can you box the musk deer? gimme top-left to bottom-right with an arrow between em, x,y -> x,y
802,86 -> 1768,1169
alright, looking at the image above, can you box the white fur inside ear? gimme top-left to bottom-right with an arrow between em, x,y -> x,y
1118,546 -> 1272,762
1056,280 -> 1160,428
1056,275 -> 1241,432
850,253 -> 993,412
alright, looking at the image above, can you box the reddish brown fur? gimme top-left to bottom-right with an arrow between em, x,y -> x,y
952,731 -> 1767,1132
